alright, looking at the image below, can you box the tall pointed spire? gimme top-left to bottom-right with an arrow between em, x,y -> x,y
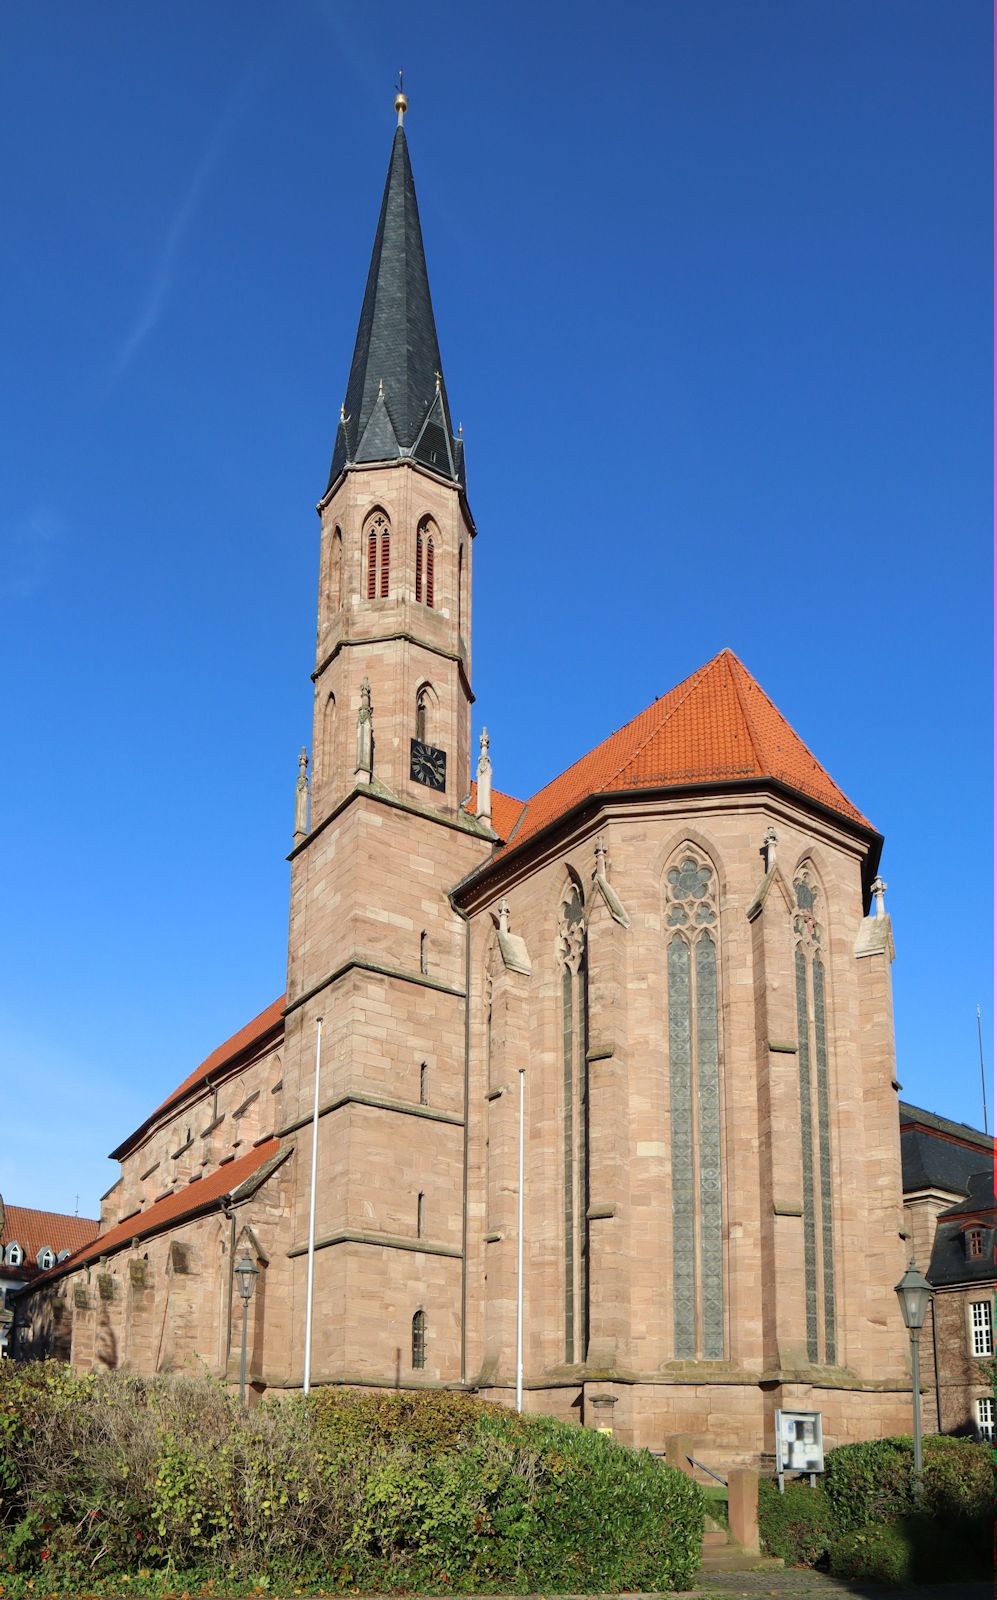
327,97 -> 464,491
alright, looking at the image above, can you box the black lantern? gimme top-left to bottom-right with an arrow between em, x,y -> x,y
235,1255 -> 259,1304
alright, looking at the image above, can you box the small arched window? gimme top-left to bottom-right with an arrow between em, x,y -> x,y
412,1308 -> 426,1369
416,687 -> 430,743
330,527 -> 343,610
5,1243 -> 23,1267
457,544 -> 464,633
37,1247 -> 56,1271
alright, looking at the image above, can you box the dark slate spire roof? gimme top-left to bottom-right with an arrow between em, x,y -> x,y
328,122 -> 464,491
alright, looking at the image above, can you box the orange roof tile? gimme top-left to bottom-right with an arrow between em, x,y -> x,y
468,780 -> 526,842
493,648 -> 870,861
0,1207 -> 100,1273
30,1139 -> 284,1284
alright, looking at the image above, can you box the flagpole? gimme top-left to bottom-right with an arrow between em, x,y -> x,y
303,1016 -> 322,1395
977,1006 -> 989,1136
516,1066 -> 525,1414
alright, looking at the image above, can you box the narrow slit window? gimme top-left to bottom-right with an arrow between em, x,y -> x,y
411,1309 -> 426,1369
426,537 -> 435,608
415,527 -> 423,603
457,544 -> 464,633
416,689 -> 428,742
419,930 -> 428,975
367,528 -> 377,598
417,1192 -> 425,1238
419,1062 -> 428,1105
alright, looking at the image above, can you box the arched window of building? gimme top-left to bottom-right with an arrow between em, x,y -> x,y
364,511 -> 390,600
793,862 -> 836,1364
415,517 -> 438,608
457,544 -> 464,634
415,688 -> 428,742
411,1308 -> 426,1369
557,878 -> 588,1364
4,1243 -> 23,1267
330,527 -> 343,610
664,849 -> 724,1360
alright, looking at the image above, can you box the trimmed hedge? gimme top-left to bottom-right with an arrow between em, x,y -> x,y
758,1434 -> 993,1582
0,1363 -> 704,1594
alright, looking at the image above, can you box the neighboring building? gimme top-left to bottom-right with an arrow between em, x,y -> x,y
900,1103 -> 995,1441
1,1206 -> 100,1356
16,97 -> 915,1464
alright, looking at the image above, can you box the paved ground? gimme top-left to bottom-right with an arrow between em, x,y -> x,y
688,1571 -> 991,1600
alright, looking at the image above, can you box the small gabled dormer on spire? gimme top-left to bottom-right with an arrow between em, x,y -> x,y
327,88 -> 465,492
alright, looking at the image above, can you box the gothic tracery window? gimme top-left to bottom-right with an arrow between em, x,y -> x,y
665,850 -> 724,1360
365,512 -> 390,599
794,863 -> 836,1363
557,880 -> 588,1364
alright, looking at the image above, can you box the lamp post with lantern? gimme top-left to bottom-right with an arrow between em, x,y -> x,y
234,1254 -> 259,1405
894,1258 -> 934,1498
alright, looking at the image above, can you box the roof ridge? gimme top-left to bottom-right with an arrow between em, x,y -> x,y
602,651 -> 724,791
723,650 -> 766,775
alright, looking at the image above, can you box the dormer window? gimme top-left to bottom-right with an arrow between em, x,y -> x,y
4,1242 -> 23,1267
966,1227 -> 985,1260
37,1247 -> 56,1271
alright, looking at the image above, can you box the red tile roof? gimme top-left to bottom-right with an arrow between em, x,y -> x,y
468,781 -> 526,843
0,1207 -> 100,1274
490,648 -> 870,862
29,1139 -> 284,1284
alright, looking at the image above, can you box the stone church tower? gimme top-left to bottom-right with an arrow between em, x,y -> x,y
16,95 -> 915,1466
279,90 -> 493,1387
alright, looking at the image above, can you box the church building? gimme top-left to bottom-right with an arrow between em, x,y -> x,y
16,95 -> 914,1463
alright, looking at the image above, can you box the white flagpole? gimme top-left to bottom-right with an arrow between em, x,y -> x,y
302,1016 -> 322,1395
516,1066 -> 525,1413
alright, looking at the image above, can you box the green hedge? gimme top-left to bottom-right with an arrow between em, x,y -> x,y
758,1434 -> 993,1582
0,1363 -> 704,1594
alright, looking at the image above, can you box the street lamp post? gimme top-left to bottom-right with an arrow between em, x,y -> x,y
234,1254 -> 259,1405
894,1258 -> 933,1499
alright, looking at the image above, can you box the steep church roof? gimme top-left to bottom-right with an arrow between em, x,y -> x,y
327,112 -> 464,491
483,648 -> 873,864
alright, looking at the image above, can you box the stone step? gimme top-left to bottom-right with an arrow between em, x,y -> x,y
702,1529 -> 729,1547
698,1545 -> 784,1573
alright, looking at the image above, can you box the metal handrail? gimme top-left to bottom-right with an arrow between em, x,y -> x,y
686,1453 -> 727,1487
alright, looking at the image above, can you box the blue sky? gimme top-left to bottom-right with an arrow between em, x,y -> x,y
1,2 -> 991,1215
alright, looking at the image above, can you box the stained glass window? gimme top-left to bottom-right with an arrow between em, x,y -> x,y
794,866 -> 836,1364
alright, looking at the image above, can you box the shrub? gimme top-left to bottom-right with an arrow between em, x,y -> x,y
757,1475 -> 835,1566
829,1517 -> 919,1586
830,1511 -> 992,1587
0,1363 -> 704,1593
822,1434 -> 993,1531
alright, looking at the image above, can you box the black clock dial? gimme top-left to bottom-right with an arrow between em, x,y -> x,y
410,738 -> 447,791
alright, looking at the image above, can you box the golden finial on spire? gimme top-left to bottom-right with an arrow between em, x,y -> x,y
394,69 -> 408,127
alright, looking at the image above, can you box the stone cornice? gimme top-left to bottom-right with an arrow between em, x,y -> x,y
284,955 -> 466,1020
278,1089 -> 462,1138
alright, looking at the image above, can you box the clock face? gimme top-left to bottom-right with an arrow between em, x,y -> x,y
410,738 -> 447,791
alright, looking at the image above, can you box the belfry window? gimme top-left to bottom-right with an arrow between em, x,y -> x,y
364,512 -> 390,599
665,851 -> 724,1360
416,687 -> 429,742
330,527 -> 343,609
411,1308 -> 426,1369
793,864 -> 837,1364
415,517 -> 436,608
557,880 -> 588,1364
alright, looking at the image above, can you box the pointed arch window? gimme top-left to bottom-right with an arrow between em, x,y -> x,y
364,512 -> 390,600
793,864 -> 836,1364
415,526 -> 423,603
411,1308 -> 426,1369
557,880 -> 589,1364
665,850 -> 724,1360
457,544 -> 464,634
330,527 -> 343,610
416,517 -> 437,608
416,687 -> 429,743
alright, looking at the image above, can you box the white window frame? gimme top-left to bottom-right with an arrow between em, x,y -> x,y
975,1396 -> 995,1442
4,1243 -> 23,1268
969,1298 -> 994,1358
